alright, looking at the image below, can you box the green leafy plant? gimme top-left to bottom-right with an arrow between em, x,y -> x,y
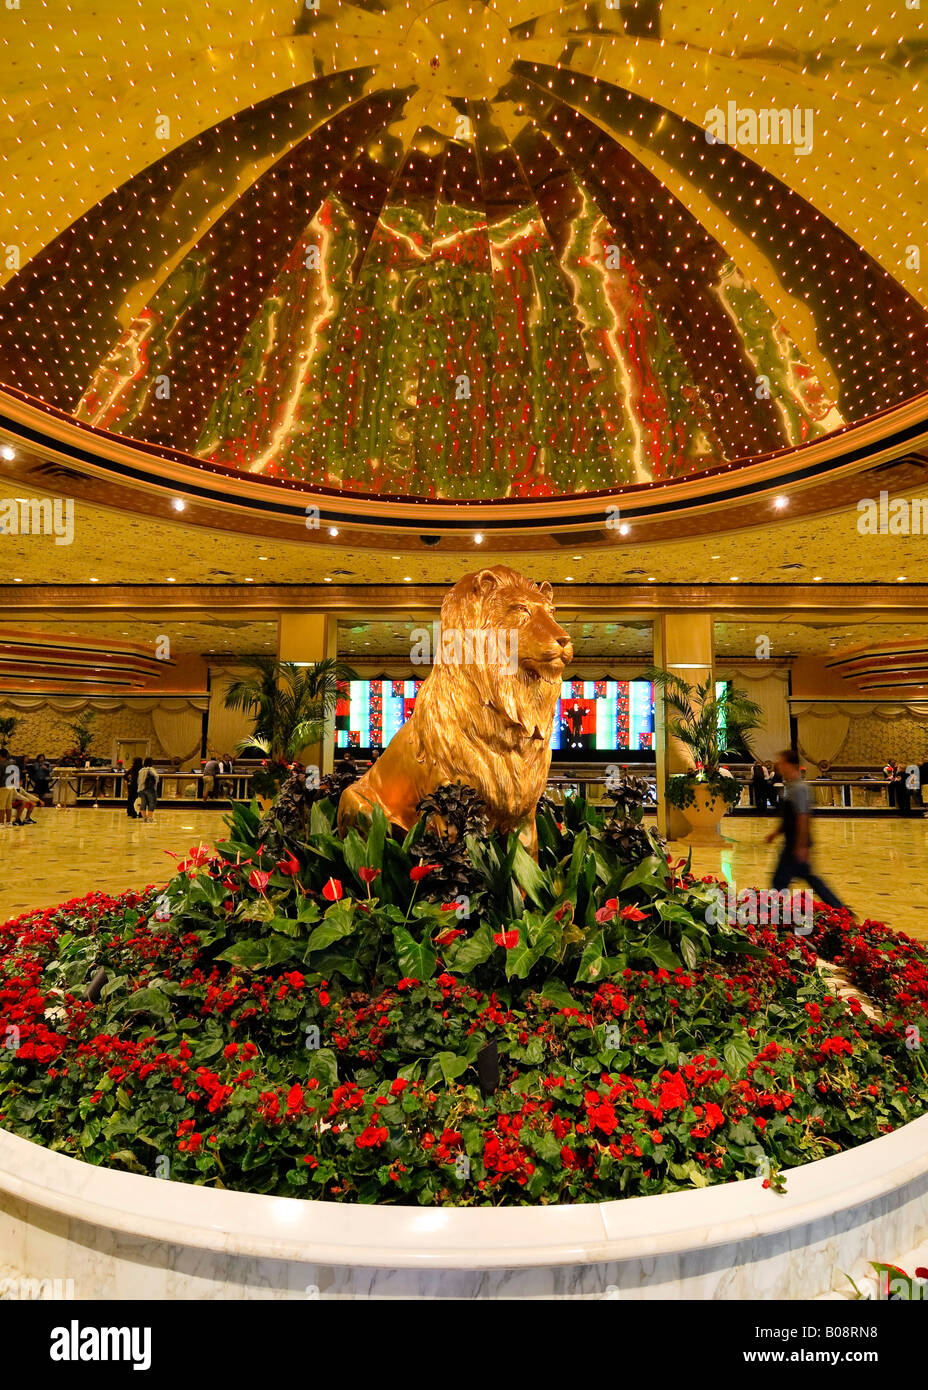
224,657 -> 357,796
646,667 -> 762,810
2,780 -> 925,1208
67,710 -> 96,756
0,715 -> 17,746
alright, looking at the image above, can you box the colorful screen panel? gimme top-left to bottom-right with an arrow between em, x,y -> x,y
335,679 -> 654,751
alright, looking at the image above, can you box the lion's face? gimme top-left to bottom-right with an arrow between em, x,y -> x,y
442,566 -> 573,685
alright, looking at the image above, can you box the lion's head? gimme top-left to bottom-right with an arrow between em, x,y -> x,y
439,566 -> 573,688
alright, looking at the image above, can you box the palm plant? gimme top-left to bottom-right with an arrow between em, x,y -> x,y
645,667 -> 762,774
223,656 -> 357,762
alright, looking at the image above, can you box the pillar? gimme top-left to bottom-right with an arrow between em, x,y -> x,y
277,612 -> 339,774
653,612 -> 715,841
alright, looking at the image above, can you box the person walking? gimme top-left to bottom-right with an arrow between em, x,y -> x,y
765,748 -> 845,910
125,756 -> 143,818
137,757 -> 160,824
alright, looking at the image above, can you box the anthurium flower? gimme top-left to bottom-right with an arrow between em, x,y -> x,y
276,852 -> 300,877
435,928 -> 466,946
620,904 -> 650,921
358,866 -> 380,884
493,929 -> 520,949
248,868 -> 271,894
410,863 -> 440,882
322,877 -> 344,901
595,898 -> 620,924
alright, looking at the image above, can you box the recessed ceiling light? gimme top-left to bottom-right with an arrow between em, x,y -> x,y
12,577 -> 21,583
89,577 -> 98,583
329,527 -> 339,537
729,576 -> 739,582
572,554 -> 582,560
813,576 -> 823,582
0,445 -> 15,461
244,577 -> 254,583
773,495 -> 788,510
565,575 -> 574,582
897,575 -> 907,582
711,554 -> 721,560
474,533 -> 483,544
619,523 -> 630,536
171,498 -> 185,512
647,576 -> 656,582
323,577 -> 332,583
259,555 -> 269,560
166,576 -> 176,583
403,576 -> 412,582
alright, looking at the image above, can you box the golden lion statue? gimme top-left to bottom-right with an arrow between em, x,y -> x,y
337,566 -> 573,856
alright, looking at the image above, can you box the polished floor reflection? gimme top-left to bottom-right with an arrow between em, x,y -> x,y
1,807 -> 927,941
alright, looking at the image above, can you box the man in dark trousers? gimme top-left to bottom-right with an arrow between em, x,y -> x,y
765,748 -> 845,910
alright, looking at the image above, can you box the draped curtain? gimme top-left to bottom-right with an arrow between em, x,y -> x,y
205,670 -> 255,758
719,667 -> 790,762
151,706 -> 203,761
790,701 -> 928,772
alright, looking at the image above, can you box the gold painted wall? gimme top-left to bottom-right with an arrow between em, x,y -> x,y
0,702 -> 168,761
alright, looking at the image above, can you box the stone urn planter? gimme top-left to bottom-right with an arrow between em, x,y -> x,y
677,783 -> 730,846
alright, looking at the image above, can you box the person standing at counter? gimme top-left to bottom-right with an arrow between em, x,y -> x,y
751,760 -> 768,811
137,758 -> 160,824
126,756 -> 143,818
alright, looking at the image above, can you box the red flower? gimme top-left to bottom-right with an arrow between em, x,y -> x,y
390,1078 -> 408,1095
595,898 -> 619,924
410,863 -> 440,883
355,1124 -> 389,1149
436,928 -> 466,946
358,866 -> 380,884
620,904 -> 650,921
248,868 -> 271,894
276,852 -> 300,877
286,1084 -> 304,1115
322,878 -> 343,902
493,929 -> 520,950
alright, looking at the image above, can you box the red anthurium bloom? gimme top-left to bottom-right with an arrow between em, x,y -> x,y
410,863 -> 440,883
620,905 -> 650,921
436,928 -> 466,946
276,852 -> 300,877
358,866 -> 380,884
493,929 -> 520,949
322,877 -> 344,901
248,868 -> 271,894
595,897 -> 620,924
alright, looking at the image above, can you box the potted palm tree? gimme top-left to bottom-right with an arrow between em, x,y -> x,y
645,668 -> 762,845
223,657 -> 357,808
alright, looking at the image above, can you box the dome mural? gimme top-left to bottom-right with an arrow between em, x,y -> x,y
1,0 -> 926,500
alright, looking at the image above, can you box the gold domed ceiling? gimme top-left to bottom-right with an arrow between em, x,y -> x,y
0,0 -> 926,504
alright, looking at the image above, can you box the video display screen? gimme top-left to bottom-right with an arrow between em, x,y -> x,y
335,679 -> 655,752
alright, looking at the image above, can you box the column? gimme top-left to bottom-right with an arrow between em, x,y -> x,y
278,612 -> 339,774
652,612 -> 715,840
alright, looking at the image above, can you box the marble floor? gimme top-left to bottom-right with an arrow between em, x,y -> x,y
1,807 -> 927,939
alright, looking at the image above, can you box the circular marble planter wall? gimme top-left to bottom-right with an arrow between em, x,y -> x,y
3,1118 -> 928,1300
